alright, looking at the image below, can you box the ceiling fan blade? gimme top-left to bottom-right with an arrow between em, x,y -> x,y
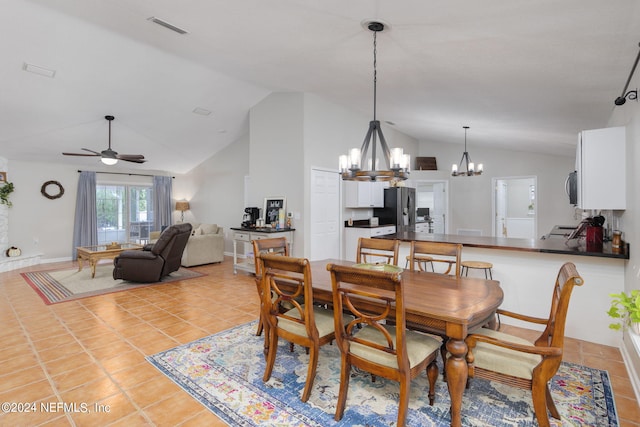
120,157 -> 147,164
117,154 -> 145,160
62,152 -> 100,157
82,148 -> 102,155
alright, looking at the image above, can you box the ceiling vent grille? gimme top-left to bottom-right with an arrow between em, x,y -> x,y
147,17 -> 188,35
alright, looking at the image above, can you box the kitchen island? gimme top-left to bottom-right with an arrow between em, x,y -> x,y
375,232 -> 628,347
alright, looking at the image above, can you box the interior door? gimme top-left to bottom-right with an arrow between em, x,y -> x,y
495,180 -> 508,237
432,182 -> 447,233
310,169 -> 340,261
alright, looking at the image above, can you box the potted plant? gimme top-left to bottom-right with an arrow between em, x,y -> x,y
0,181 -> 14,207
607,289 -> 640,334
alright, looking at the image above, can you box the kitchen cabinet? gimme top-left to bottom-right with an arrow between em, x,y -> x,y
344,181 -> 387,208
415,222 -> 432,233
343,225 -> 396,261
576,126 -> 626,210
231,228 -> 294,274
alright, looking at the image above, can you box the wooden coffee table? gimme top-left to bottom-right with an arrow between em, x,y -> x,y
76,243 -> 144,278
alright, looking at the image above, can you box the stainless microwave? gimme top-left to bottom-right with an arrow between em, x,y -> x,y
566,171 -> 577,205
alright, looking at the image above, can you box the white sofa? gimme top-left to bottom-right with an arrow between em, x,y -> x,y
150,222 -> 224,267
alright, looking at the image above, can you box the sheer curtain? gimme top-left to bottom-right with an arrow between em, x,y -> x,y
153,175 -> 173,231
72,171 -> 97,258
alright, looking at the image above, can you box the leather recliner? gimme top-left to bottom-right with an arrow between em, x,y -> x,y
113,223 -> 192,282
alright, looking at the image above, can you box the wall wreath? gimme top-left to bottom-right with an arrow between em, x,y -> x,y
41,180 -> 65,200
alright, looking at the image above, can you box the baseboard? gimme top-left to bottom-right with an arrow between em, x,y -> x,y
621,333 -> 640,405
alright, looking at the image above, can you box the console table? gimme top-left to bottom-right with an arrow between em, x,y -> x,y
230,227 -> 295,274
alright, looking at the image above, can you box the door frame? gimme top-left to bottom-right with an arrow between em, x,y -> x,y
412,179 -> 449,234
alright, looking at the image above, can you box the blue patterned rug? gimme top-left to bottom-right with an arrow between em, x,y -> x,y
147,322 -> 619,426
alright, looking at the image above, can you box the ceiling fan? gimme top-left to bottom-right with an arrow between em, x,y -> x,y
62,115 -> 146,165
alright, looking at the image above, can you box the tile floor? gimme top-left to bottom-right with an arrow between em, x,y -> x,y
0,257 -> 638,426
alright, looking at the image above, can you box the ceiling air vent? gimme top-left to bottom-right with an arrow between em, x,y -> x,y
147,17 -> 188,35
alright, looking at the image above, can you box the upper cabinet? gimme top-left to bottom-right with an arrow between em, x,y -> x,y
344,181 -> 388,208
576,126 -> 626,210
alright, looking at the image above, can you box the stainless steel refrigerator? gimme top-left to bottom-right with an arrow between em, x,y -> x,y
373,187 -> 416,233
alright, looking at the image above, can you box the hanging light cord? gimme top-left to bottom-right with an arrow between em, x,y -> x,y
372,29 -> 378,121
615,42 -> 640,106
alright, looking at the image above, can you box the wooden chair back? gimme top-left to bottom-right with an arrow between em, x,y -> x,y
260,253 -> 315,337
252,237 -> 289,337
409,241 -> 462,277
356,237 -> 400,265
328,264 -> 408,370
252,237 -> 289,277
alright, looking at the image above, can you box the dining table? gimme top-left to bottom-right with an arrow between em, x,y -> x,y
305,259 -> 504,427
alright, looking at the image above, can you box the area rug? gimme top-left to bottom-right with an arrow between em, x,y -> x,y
147,321 -> 619,426
22,263 -> 204,305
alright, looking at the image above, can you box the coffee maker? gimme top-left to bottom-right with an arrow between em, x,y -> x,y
242,207 -> 260,228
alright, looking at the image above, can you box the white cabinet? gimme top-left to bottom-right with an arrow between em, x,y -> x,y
576,126 -> 626,210
343,225 -> 396,261
232,229 -> 294,274
344,181 -> 387,208
415,222 -> 431,233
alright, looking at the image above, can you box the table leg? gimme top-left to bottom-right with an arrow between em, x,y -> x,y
446,337 -> 468,427
77,256 -> 83,272
89,259 -> 97,278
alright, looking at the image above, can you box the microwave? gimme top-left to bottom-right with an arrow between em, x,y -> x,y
566,171 -> 577,205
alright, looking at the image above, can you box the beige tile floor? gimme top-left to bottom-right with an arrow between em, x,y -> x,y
0,257 -> 638,426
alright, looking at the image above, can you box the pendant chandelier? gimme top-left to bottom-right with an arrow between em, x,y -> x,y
339,21 -> 410,182
451,126 -> 483,176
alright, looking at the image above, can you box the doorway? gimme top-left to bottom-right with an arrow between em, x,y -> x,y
414,180 -> 449,234
492,176 -> 537,239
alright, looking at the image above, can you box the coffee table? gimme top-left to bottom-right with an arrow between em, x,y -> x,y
76,243 -> 144,278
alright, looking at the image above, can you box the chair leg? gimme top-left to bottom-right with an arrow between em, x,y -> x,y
397,376 -> 410,427
334,357 -> 351,421
256,316 -> 264,336
262,328 -> 278,383
531,379 -> 551,427
427,360 -> 438,405
545,383 -> 560,419
440,340 -> 448,381
301,346 -> 319,402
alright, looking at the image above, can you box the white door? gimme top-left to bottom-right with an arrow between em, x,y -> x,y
494,180 -> 508,237
310,169 -> 340,261
432,182 -> 447,233
493,177 -> 536,239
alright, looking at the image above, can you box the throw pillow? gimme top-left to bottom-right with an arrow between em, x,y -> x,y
200,223 -> 218,235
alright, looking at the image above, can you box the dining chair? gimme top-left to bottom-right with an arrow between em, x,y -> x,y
356,237 -> 400,265
465,262 -> 584,427
260,253 -> 347,402
327,263 -> 441,427
407,241 -> 462,277
252,237 -> 289,337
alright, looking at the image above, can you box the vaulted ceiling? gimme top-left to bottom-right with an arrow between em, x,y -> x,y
2,0 -> 640,174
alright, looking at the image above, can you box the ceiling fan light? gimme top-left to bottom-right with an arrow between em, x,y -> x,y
101,157 -> 118,166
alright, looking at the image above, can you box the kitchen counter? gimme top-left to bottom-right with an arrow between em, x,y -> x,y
231,227 -> 295,233
374,231 -> 629,259
375,231 -> 628,347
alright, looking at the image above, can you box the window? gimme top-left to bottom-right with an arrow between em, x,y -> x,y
97,184 -> 154,244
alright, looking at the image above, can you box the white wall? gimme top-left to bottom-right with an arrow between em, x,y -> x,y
183,133 -> 250,254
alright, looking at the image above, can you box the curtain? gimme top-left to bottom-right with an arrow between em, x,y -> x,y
153,175 -> 173,231
72,171 -> 97,258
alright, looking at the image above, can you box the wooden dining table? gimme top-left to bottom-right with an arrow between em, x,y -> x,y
306,259 -> 504,427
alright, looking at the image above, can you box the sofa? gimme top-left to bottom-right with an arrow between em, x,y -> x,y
152,222 -> 224,267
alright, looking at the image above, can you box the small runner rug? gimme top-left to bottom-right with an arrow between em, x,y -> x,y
22,263 -> 204,305
147,321 -> 619,427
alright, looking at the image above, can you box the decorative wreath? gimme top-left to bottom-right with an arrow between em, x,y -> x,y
41,180 -> 65,200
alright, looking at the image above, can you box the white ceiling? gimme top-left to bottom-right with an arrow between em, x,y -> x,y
2,0 -> 640,174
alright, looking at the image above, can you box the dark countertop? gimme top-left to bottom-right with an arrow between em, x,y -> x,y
344,219 -> 395,229
231,227 -> 295,233
374,231 -> 629,260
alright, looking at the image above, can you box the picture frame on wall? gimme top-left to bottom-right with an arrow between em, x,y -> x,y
263,197 -> 286,225
0,172 -> 6,183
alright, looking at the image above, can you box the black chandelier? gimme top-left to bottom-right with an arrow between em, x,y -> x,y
614,42 -> 640,106
451,126 -> 483,176
339,21 -> 409,181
